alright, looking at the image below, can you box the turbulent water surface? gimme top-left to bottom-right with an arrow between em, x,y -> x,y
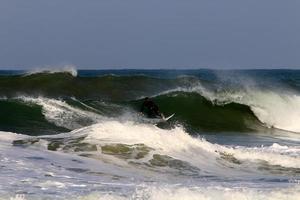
0,69 -> 300,200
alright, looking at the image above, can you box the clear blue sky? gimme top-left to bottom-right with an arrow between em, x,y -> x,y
0,0 -> 300,69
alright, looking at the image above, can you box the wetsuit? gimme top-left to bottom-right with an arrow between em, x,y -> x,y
140,99 -> 162,118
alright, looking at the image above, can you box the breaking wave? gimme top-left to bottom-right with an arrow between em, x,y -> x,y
9,119 -> 300,185
0,70 -> 300,133
144,84 -> 300,133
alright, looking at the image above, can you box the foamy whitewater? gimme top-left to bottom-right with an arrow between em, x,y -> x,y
0,69 -> 299,199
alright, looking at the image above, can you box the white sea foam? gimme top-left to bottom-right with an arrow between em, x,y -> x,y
9,194 -> 27,200
0,120 -> 299,199
76,185 -> 300,200
38,181 -> 66,189
69,121 -> 300,171
0,131 -> 24,143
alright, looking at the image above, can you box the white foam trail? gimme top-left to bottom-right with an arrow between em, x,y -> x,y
9,194 -> 27,200
38,180 -> 66,189
224,143 -> 300,168
25,64 -> 77,77
19,96 -> 104,130
76,185 -> 300,200
0,131 -> 24,143
70,121 -> 300,171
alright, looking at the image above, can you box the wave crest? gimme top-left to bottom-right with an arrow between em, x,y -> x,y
152,84 -> 300,133
25,64 -> 77,77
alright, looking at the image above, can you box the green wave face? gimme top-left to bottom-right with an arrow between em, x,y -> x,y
0,71 -> 298,134
130,92 -> 262,133
0,93 -> 263,136
0,99 -> 68,135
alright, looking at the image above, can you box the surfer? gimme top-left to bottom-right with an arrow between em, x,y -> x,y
140,97 -> 164,119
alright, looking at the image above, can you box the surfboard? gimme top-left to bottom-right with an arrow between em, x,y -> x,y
163,113 -> 175,121
140,113 -> 175,124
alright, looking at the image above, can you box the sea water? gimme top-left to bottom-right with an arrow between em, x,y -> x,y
0,69 -> 299,200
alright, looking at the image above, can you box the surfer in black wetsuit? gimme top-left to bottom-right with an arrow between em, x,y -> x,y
140,97 -> 164,118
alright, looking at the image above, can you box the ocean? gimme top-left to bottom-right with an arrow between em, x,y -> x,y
0,69 -> 299,200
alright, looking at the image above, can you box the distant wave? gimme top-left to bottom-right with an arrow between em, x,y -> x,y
25,64 -> 77,77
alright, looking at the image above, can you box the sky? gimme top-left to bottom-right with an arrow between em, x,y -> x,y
0,0 -> 300,69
